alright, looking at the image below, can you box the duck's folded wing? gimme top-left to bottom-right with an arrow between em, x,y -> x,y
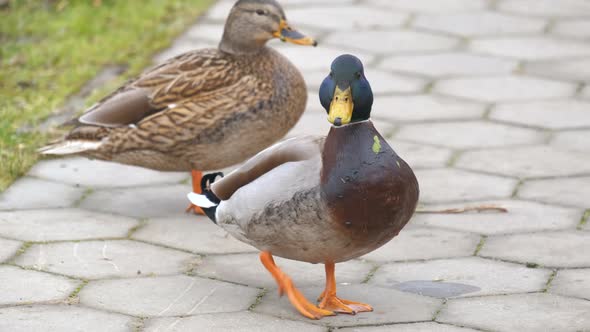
77,88 -> 157,127
212,135 -> 325,200
75,50 -> 250,128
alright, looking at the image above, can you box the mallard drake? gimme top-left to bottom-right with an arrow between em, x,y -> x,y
188,54 -> 420,319
40,0 -> 316,214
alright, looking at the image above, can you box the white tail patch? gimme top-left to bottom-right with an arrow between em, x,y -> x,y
38,140 -> 102,155
187,192 -> 217,208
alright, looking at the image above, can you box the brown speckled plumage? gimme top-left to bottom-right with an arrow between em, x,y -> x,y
66,48 -> 305,171
41,0 -> 312,172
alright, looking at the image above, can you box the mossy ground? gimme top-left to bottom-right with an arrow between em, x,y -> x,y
0,0 -> 213,191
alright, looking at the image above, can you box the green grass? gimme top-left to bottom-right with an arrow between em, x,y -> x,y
0,0 -> 214,191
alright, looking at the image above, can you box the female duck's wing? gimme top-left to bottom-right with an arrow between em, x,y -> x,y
75,50 -> 264,128
212,135 -> 325,200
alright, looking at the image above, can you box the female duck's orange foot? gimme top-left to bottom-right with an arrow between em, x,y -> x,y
318,295 -> 373,314
260,252 -> 335,320
185,203 -> 205,215
186,170 -> 205,216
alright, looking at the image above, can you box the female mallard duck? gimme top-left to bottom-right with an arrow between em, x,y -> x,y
188,54 -> 420,319
40,0 -> 316,214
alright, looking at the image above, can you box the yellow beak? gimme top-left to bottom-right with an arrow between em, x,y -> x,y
328,86 -> 354,126
273,19 -> 317,46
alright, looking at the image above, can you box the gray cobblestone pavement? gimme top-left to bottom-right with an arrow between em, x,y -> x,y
1,0 -> 590,331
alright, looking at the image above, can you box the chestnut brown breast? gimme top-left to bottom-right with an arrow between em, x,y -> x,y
320,121 -> 419,253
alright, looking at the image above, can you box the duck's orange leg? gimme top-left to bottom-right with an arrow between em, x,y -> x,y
260,252 -> 335,320
317,262 -> 373,314
185,170 -> 205,216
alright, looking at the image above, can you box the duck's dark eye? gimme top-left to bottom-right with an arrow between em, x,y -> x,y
329,72 -> 334,78
256,9 -> 267,15
355,72 -> 361,79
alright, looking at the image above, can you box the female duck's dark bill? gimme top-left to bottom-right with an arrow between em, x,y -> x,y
273,19 -> 318,46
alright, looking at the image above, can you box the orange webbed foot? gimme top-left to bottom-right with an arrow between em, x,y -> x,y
318,262 -> 373,315
260,252 -> 335,320
186,170 -> 205,216
185,203 -> 205,215
318,294 -> 373,314
282,275 -> 335,319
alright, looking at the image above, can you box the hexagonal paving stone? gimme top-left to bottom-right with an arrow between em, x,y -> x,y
0,177 -> 85,210
457,146 -> 590,178
324,31 -> 459,55
491,100 -> 590,129
434,76 -> 576,102
412,200 -> 582,235
184,23 -> 224,43
80,275 -> 259,317
551,130 -> 590,153
80,184 -> 192,218
525,58 -> 590,83
498,0 -> 590,17
278,45 -> 374,72
415,169 -> 517,203
286,6 -> 407,30
480,231 -> 590,268
204,0 -> 233,20
0,266 -> 80,305
132,214 -> 255,254
396,121 -> 544,149
339,322 -> 479,332
0,238 -> 21,262
0,209 -> 138,242
519,176 -> 590,208
372,95 -> 485,122
387,140 -> 452,169
205,0 -> 357,21
370,257 -> 551,298
414,12 -> 546,37
144,311 -> 326,332
0,305 -> 134,332
369,0 -> 488,12
301,71 -> 330,91
302,89 -> 325,114
206,0 -> 347,21
287,113 -> 395,138
15,240 -> 196,279
303,69 -> 426,94
254,284 -> 442,327
550,268 -> 590,300
363,70 -> 427,94
438,293 -> 590,332
153,41 -> 213,63
196,253 -> 372,289
28,157 -> 187,188
552,19 -> 590,39
361,225 -> 480,262
381,52 -> 517,77
280,0 -> 356,4
470,37 -> 590,60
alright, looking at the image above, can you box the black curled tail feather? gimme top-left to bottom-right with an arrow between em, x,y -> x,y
200,172 -> 224,223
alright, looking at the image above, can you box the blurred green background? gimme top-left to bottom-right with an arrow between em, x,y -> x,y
0,0 -> 213,191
